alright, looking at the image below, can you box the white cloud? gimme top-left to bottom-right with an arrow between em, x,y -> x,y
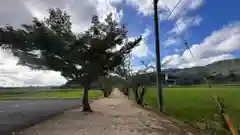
174,48 -> 184,53
170,15 -> 203,34
0,0 -> 123,86
161,1 -> 203,47
90,0 -> 124,23
193,15 -> 203,25
0,48 -> 66,87
125,0 -> 153,16
22,0 -> 123,33
182,22 -> 240,61
163,53 -> 234,69
164,15 -> 203,48
111,13 -> 149,53
163,37 -> 180,47
131,61 -> 155,73
159,0 -> 204,20
163,22 -> 240,69
142,28 -> 151,38
131,28 -> 154,58
126,0 -> 204,18
0,0 -> 32,27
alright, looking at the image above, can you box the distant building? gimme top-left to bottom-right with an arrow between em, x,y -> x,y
163,73 -> 200,85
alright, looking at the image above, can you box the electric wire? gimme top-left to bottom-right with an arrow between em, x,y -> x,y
159,0 -> 183,28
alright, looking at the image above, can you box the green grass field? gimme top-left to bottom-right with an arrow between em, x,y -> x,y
0,89 -> 103,99
132,85 -> 240,128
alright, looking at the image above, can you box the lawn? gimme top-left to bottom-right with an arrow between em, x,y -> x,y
0,89 -> 103,99
132,86 -> 240,129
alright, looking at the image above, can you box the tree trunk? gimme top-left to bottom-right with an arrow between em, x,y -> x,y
126,87 -> 130,98
133,86 -> 139,103
138,86 -> 146,106
123,87 -> 128,96
103,89 -> 108,97
82,86 -> 92,112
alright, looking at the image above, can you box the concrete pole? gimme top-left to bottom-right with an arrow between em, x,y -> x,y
153,0 -> 163,112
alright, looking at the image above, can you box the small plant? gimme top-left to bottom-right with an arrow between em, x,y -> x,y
197,118 -> 229,135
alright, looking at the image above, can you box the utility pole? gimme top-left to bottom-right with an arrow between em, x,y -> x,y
153,0 -> 163,112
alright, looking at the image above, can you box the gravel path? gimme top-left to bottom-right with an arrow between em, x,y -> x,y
18,89 -> 200,135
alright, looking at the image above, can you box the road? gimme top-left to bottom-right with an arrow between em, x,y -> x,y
0,99 -> 82,135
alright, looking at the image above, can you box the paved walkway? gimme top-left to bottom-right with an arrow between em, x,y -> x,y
17,89 -> 198,135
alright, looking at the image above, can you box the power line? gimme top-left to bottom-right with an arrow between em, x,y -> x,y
174,20 -> 197,61
159,0 -> 183,28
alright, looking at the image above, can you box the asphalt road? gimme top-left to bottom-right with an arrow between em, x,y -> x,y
0,99 -> 82,135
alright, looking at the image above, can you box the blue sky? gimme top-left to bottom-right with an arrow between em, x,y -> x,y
117,0 -> 240,69
0,0 -> 239,86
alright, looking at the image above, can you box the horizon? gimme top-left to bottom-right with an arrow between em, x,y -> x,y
0,0 -> 239,87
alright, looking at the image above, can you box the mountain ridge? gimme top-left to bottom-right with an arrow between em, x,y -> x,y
163,58 -> 240,76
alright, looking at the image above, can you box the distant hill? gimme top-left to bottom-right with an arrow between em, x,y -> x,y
165,58 -> 240,78
138,58 -> 240,85
205,58 -> 240,76
163,58 -> 240,84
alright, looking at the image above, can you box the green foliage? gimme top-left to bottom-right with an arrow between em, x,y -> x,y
0,9 -> 141,85
0,8 -> 141,111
